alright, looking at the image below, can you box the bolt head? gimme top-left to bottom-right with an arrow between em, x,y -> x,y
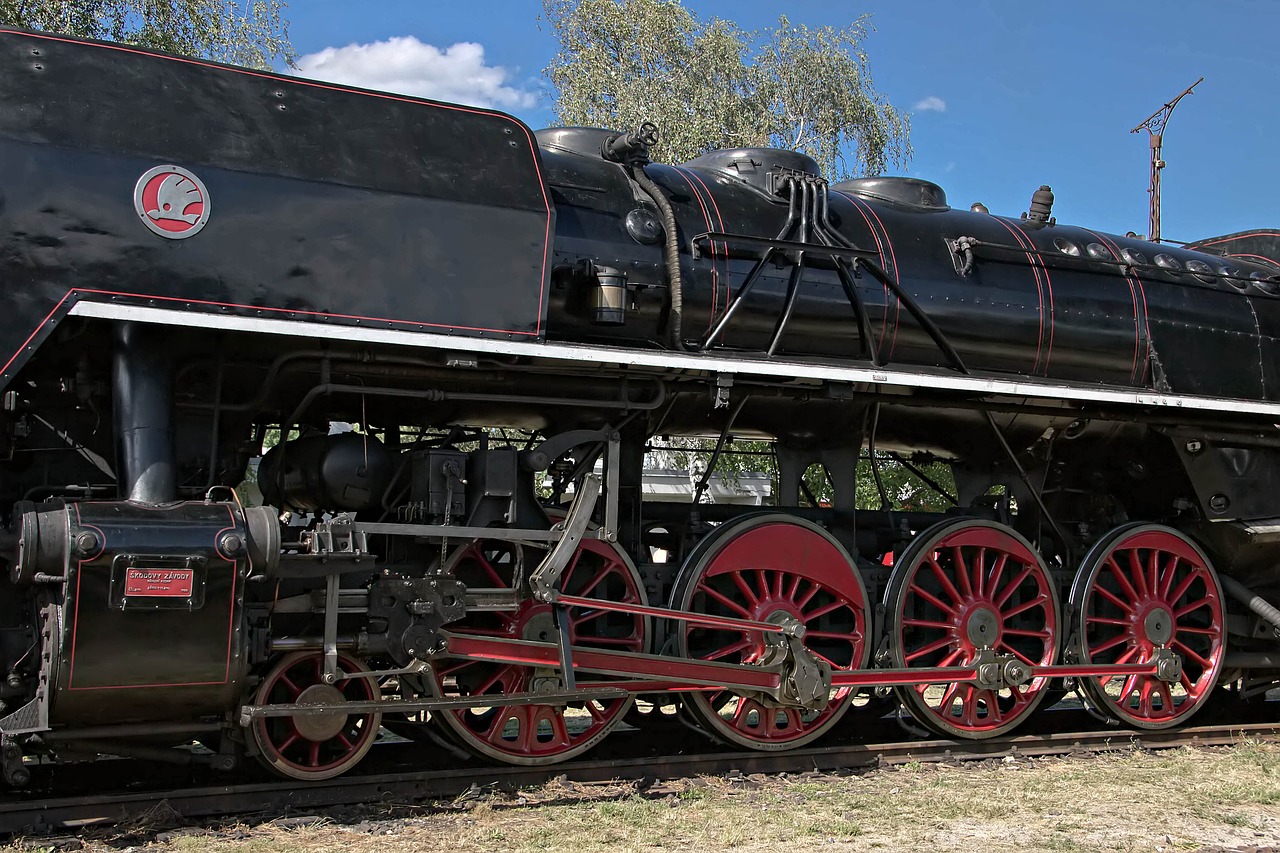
74,530 -> 98,555
1004,662 -> 1030,685
219,532 -> 244,555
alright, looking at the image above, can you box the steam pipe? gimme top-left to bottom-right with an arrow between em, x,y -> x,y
1220,574 -> 1280,638
112,322 -> 176,503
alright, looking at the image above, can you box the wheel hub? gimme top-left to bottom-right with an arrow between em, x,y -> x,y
965,605 -> 1000,648
1142,606 -> 1174,645
520,610 -> 557,643
293,684 -> 350,741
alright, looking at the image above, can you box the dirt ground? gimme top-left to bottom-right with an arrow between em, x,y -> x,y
13,742 -> 1280,853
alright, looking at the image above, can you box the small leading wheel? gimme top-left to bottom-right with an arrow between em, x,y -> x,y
1070,524 -> 1225,729
885,518 -> 1059,739
250,651 -> 382,781
428,536 -> 648,765
671,514 -> 870,751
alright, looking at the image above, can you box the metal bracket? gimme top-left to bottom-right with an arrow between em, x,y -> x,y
713,375 -> 733,409
1151,647 -> 1183,683
778,629 -> 832,711
554,605 -> 576,692
969,649 -> 1024,690
321,573 -> 344,684
603,432 -> 620,542
529,475 -> 600,602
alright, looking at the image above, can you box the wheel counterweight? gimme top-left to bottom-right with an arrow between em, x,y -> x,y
428,536 -> 648,764
250,651 -> 382,781
1070,524 -> 1225,728
885,518 -> 1059,739
671,514 -> 870,750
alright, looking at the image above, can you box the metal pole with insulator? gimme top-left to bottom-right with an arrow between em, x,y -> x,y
1130,77 -> 1203,242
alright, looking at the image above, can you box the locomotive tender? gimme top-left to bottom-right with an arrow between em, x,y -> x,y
1,26 -> 1280,781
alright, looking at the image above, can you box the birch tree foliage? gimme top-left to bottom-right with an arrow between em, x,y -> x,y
0,0 -> 293,69
542,0 -> 910,178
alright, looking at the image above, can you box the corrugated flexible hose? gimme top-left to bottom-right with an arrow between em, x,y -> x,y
632,166 -> 685,350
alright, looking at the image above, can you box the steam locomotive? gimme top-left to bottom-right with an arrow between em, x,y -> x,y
1,26 -> 1279,782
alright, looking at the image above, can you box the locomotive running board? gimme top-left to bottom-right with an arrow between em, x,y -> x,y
69,301 -> 1280,419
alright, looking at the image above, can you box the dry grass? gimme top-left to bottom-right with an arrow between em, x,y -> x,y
14,741 -> 1280,853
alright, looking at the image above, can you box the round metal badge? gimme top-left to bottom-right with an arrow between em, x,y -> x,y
133,165 -> 211,239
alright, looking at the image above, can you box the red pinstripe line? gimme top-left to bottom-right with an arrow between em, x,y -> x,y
1198,232 -> 1280,246
1226,252 -> 1280,269
3,27 -> 554,337
678,167 -> 730,317
72,288 -> 534,335
833,192 -> 890,357
851,198 -> 904,357
1011,224 -> 1055,371
217,504 -> 239,685
2,286 -> 544,386
1,284 -> 545,379
0,290 -> 74,377
65,503 -> 241,690
669,167 -> 719,331
1087,230 -> 1150,384
993,219 -> 1047,374
66,504 -> 104,690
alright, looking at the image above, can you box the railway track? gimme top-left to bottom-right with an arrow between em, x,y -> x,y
4,717 -> 1277,836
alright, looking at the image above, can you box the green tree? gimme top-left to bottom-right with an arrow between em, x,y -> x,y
543,0 -> 910,177
0,0 -> 293,69
649,437 -> 956,512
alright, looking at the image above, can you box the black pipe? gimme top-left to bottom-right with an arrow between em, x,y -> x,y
632,166 -> 685,350
56,740 -> 200,766
691,397 -> 749,505
1220,575 -> 1280,638
1224,651 -> 1280,669
205,344 -> 224,490
45,721 -> 220,740
112,322 -> 176,503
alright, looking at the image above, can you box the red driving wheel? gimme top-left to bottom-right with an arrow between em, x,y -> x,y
885,518 -> 1059,739
671,514 -> 870,750
427,535 -> 648,764
1070,524 -> 1225,728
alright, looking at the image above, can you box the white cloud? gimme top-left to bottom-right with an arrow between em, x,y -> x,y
295,37 -> 538,111
913,95 -> 947,113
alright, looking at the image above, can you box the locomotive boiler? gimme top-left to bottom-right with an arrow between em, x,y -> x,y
1,25 -> 1279,781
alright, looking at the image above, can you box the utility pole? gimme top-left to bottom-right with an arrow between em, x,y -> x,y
1130,77 -> 1203,242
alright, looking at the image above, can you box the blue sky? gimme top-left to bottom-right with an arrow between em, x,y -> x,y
285,1 -> 1280,242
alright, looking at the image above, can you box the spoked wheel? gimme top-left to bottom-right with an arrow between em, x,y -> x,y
427,536 -> 648,764
250,651 -> 382,781
671,514 -> 870,750
1070,524 -> 1225,729
885,518 -> 1059,739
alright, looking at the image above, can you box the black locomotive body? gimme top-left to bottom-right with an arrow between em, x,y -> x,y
0,27 -> 1278,780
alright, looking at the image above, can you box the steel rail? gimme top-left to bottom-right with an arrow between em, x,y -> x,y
3,720 -> 1275,835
